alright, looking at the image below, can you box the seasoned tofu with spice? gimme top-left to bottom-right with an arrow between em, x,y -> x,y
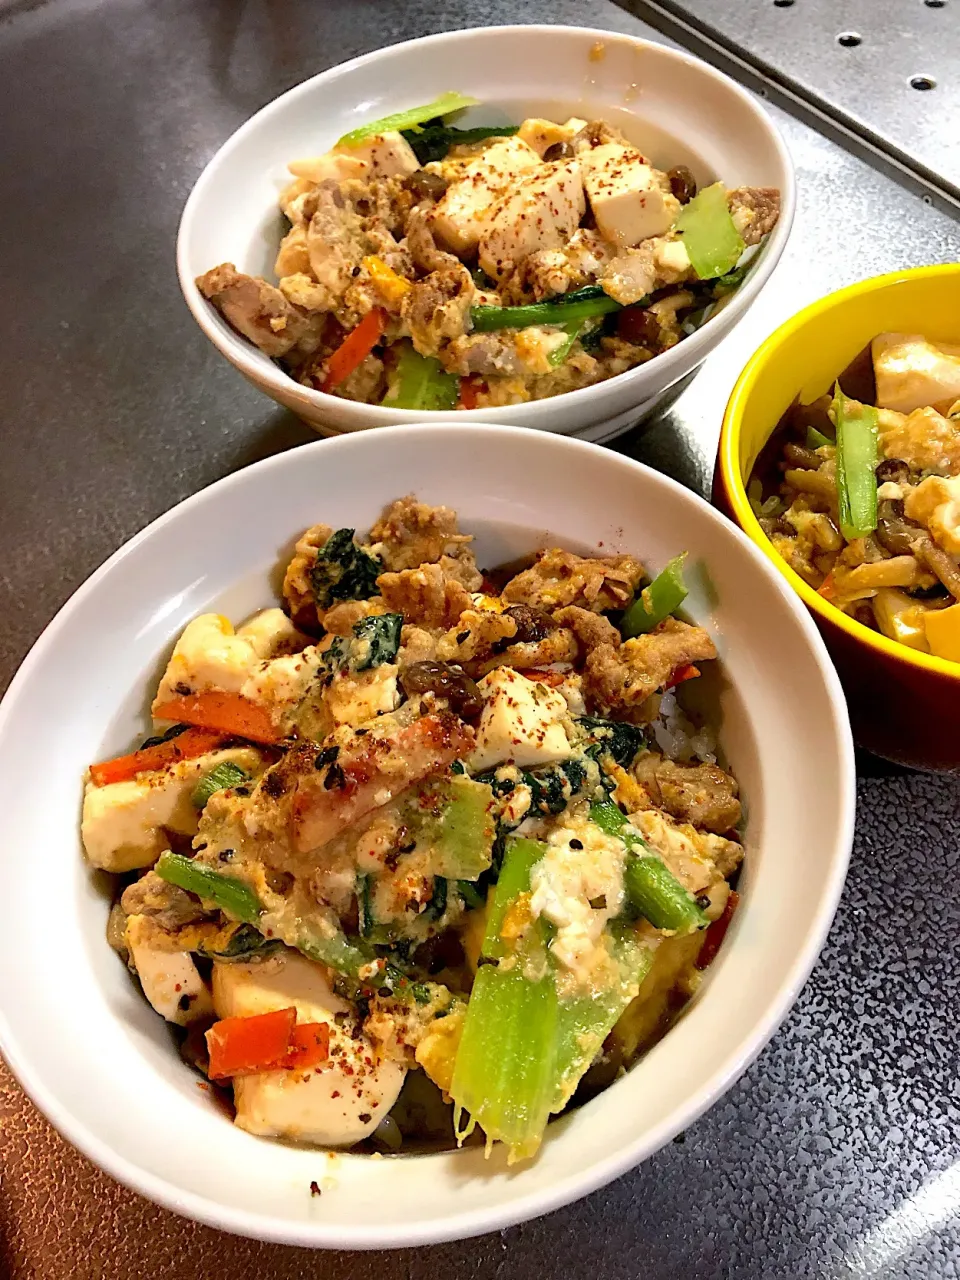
427,135 -> 541,255
478,160 -> 586,281
581,143 -> 680,249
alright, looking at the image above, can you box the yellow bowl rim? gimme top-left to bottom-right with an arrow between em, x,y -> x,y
721,262 -> 960,683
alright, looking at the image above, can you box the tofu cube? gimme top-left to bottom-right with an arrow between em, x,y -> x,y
478,160 -> 586,281
81,746 -> 263,872
126,915 -> 213,1025
468,667 -> 573,772
155,613 -> 258,706
581,143 -> 680,249
428,136 -> 541,255
213,954 -> 406,1147
872,332 -> 960,414
287,130 -> 420,184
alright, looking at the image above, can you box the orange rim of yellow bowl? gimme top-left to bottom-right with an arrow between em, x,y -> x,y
721,263 -> 960,683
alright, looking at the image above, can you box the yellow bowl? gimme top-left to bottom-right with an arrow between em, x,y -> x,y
717,263 -> 960,771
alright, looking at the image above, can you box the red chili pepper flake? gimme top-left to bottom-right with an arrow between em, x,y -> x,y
695,891 -> 740,970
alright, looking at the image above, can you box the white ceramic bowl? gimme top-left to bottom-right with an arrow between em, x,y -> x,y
0,426 -> 851,1247
177,25 -> 795,442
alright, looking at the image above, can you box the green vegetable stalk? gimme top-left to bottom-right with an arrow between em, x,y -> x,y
190,762 -> 249,810
806,425 -> 834,450
832,383 -> 879,540
589,800 -> 708,934
675,182 -> 745,280
621,554 -> 688,638
402,121 -> 519,166
155,851 -> 262,924
382,342 -> 460,411
548,321 -> 583,367
471,285 -> 622,333
337,92 -> 479,148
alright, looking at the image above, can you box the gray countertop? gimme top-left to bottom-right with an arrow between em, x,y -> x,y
1,1 -> 959,1277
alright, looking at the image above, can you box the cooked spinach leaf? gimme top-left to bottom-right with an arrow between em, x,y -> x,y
310,528 -> 382,610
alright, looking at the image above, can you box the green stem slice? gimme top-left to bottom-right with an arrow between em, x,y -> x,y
155,851 -> 262,924
675,182 -> 745,280
337,93 -> 480,147
621,554 -> 688,637
381,343 -> 459,411
832,383 -> 879,540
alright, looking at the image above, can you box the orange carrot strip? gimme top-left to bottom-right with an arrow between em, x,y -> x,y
152,691 -> 281,745
665,663 -> 700,689
516,668 -> 567,688
458,375 -> 486,410
321,307 -> 386,392
206,1008 -> 297,1079
695,890 -> 740,970
89,727 -> 228,786
283,1022 -> 331,1071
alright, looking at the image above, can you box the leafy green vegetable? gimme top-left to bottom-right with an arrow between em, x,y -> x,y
457,879 -> 486,910
422,775 -> 497,879
471,285 -> 621,333
676,182 -> 745,280
621,554 -> 688,638
589,800 -> 708,934
382,342 -> 460,411
577,717 -> 648,768
190,761 -> 249,809
833,383 -> 879,541
310,528 -> 382,611
337,92 -> 480,148
155,852 -> 262,924
401,119 -> 518,165
548,321 -> 583,367
197,923 -> 283,963
806,425 -> 833,450
352,613 -> 403,669
426,875 -> 448,921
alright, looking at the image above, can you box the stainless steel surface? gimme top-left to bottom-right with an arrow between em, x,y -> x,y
1,1 -> 960,1277
634,0 -> 960,204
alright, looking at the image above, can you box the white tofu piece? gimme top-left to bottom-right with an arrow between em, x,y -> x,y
581,143 -> 679,249
428,136 -> 541,255
517,116 -> 587,157
126,915 -> 213,1025
904,474 -> 960,555
288,130 -> 420,184
478,160 -> 586,281
240,646 -> 326,729
873,332 -> 960,414
154,613 -> 258,706
213,953 -> 405,1147
81,746 -> 262,872
325,664 -> 399,728
236,608 -> 309,659
468,667 -> 573,772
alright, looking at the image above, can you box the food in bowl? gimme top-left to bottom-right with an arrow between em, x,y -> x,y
195,94 -> 780,411
82,494 -> 743,1162
749,332 -> 960,660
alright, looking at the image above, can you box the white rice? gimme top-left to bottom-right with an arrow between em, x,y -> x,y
651,690 -> 718,764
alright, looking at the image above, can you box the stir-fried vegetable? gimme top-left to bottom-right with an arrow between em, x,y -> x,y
89,727 -> 226,786
621,554 -> 688,637
833,384 -> 880,540
197,923 -> 284,963
352,613 -> 403,668
205,1009 -> 331,1079
152,691 -> 281,745
471,286 -> 622,333
155,851 -> 262,923
806,425 -> 834,450
336,93 -> 480,148
309,528 -> 382,610
696,891 -> 740,970
548,321 -> 583,367
676,182 -> 745,280
589,799 -> 708,934
577,716 -> 648,768
401,120 -> 519,166
382,342 -> 459,411
322,307 -> 387,392
363,255 -> 412,306
191,761 -> 249,809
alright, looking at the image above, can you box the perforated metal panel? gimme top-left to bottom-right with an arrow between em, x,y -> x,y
630,0 -> 960,203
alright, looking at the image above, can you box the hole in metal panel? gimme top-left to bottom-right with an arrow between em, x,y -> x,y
837,31 -> 862,47
910,75 -> 937,89
772,0 -> 794,7
924,0 -> 946,8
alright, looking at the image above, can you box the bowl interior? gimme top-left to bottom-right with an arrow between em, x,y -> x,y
177,25 -> 793,429
0,427 -> 852,1247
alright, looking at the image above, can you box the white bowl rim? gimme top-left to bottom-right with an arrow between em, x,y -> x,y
0,424 -> 853,1247
176,23 -> 797,425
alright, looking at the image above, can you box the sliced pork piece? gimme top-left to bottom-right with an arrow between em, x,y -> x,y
502,547 -> 645,613
196,263 -> 324,359
584,618 -> 717,716
600,237 -> 693,306
306,181 -> 367,309
377,562 -> 474,629
401,263 -> 474,356
633,754 -> 741,833
290,712 -> 474,852
727,187 -> 781,246
368,496 -> 480,579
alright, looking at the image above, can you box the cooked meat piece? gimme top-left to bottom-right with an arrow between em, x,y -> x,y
405,204 -> 462,274
442,332 -> 528,379
435,609 -> 518,665
321,598 -> 388,636
727,187 -> 781,246
401,263 -> 474,357
600,238 -> 692,307
120,871 -> 211,931
478,627 -> 579,675
279,177 -> 320,224
397,625 -> 439,666
306,180 -> 367,308
553,604 -> 622,652
633,754 -> 741,833
290,712 -> 474,852
584,618 -> 718,715
275,224 -> 311,278
511,229 -> 615,301
196,263 -> 324,359
503,547 -> 644,613
282,523 -> 333,630
331,352 -> 387,403
378,562 -> 474,630
368,496 -> 480,582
